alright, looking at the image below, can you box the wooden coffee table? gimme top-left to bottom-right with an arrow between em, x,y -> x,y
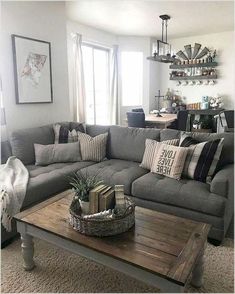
14,190 -> 210,293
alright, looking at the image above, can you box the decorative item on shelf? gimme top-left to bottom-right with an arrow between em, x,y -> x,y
208,80 -> 215,85
187,102 -> 201,110
212,50 -> 217,61
147,15 -> 179,63
206,53 -> 213,63
209,95 -> 223,109
201,96 -> 209,109
69,171 -> 103,215
192,120 -> 201,129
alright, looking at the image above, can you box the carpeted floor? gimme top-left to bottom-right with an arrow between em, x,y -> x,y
1,237 -> 234,293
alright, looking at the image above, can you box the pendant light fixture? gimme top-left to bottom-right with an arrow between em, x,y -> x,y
147,14 -> 179,63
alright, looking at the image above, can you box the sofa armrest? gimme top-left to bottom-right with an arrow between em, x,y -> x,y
210,164 -> 234,198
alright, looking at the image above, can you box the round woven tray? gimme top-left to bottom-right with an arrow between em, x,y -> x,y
69,197 -> 135,237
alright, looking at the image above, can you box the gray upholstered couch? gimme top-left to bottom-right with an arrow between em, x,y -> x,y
2,122 -> 234,245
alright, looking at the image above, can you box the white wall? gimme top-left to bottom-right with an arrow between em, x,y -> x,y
117,36 -> 151,124
160,31 -> 234,109
1,1 -> 71,133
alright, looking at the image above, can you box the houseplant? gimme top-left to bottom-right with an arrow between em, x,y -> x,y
69,171 -> 103,215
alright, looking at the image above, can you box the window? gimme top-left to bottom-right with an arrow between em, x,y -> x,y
82,44 -> 110,125
121,51 -> 143,106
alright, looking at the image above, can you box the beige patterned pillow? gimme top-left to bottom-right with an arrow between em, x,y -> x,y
140,138 -> 179,170
151,143 -> 188,180
77,132 -> 108,162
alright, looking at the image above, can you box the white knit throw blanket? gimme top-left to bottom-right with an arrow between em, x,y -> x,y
0,156 -> 29,231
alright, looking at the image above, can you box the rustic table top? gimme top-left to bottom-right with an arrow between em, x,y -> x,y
145,113 -> 177,123
15,190 -> 210,286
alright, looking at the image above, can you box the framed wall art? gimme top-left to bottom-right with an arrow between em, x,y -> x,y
12,34 -> 53,104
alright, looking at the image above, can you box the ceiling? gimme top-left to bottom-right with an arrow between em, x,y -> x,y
66,0 -> 234,38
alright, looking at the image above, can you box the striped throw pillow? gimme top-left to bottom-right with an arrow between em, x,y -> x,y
77,132 -> 108,162
151,143 -> 188,180
140,138 -> 179,170
180,134 -> 224,183
53,124 -> 84,144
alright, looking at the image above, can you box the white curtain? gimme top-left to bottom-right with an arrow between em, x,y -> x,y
71,33 -> 86,123
110,45 -> 119,125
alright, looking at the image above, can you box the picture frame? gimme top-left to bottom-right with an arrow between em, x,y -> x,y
12,34 -> 53,104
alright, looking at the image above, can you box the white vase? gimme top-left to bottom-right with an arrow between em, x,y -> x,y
79,199 -> 90,215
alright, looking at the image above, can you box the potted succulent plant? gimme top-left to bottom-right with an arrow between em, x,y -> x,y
69,171 -> 103,215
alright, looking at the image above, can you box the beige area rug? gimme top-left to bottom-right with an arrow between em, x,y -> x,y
1,237 -> 234,293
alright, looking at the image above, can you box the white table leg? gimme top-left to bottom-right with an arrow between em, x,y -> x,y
191,247 -> 205,288
21,234 -> 35,271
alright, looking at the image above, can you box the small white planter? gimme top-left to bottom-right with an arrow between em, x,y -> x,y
79,200 -> 90,215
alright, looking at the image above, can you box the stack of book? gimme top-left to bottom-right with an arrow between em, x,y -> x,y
89,185 -> 115,214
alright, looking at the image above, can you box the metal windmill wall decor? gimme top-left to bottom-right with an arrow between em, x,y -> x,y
169,43 -> 218,86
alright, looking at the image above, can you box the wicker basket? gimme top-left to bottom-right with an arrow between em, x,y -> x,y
69,197 -> 135,237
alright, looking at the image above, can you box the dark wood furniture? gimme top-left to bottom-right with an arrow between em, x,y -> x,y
187,109 -> 223,132
14,190 -> 211,293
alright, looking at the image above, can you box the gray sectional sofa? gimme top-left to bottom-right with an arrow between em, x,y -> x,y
2,122 -> 234,245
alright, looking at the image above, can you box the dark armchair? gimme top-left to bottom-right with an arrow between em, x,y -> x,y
132,108 -> 144,113
167,110 -> 189,131
217,110 -> 234,132
126,112 -> 145,128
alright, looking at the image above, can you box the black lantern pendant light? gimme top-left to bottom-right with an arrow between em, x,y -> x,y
147,15 -> 179,63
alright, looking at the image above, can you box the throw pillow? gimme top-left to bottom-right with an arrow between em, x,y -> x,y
140,138 -> 179,170
151,143 -> 188,180
53,123 -> 84,144
179,134 -> 224,183
77,132 -> 108,162
34,142 -> 81,166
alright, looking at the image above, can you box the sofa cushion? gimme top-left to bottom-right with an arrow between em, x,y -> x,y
140,138 -> 179,170
34,142 -> 81,165
160,129 -> 181,141
179,134 -> 224,183
109,126 -> 160,162
80,159 -> 148,195
181,131 -> 234,168
10,122 -> 80,165
10,124 -> 55,165
53,123 -> 85,143
23,161 -> 95,208
77,132 -> 108,162
86,124 -> 111,137
151,143 -> 188,180
132,173 -> 226,217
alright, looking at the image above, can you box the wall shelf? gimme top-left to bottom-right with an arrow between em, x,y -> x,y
169,62 -> 218,69
170,75 -> 217,80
